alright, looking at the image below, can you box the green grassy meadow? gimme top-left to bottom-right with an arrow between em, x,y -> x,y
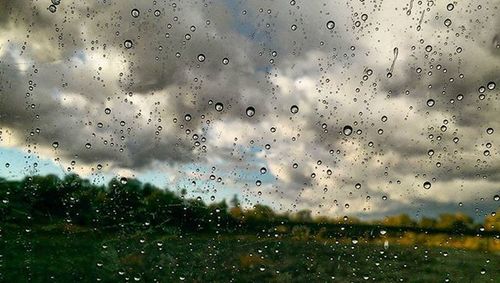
1,226 -> 498,283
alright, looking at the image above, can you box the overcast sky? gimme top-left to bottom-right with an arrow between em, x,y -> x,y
0,0 -> 498,220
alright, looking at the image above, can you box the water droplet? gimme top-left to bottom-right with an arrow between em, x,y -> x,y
425,45 -> 433,52
48,5 -> 57,13
131,9 -> 140,18
447,3 -> 454,11
104,108 -> 111,114
184,114 -> 192,121
52,142 -> 59,148
256,180 -> 262,186
215,102 -> 224,112
260,167 -> 267,174
343,125 -> 353,136
291,24 -> 297,31
444,19 -> 452,27
246,106 -> 255,117
486,128 -> 494,135
290,105 -> 299,114
493,195 -> 499,201
326,21 -> 335,30
222,58 -> 229,65
85,143 -> 92,149
423,181 -> 432,189
124,40 -> 133,49
355,183 -> 361,189
154,10 -> 161,17
487,81 -> 496,90
381,116 -> 388,122
120,177 -> 128,184
197,54 -> 205,62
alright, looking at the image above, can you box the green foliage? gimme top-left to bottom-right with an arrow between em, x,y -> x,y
0,174 -> 497,235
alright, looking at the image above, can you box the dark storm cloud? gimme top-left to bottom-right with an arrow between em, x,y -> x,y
0,0 -> 499,217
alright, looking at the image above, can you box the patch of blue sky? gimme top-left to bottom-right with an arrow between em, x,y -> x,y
0,146 -> 64,180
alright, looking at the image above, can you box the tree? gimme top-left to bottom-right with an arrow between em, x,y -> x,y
484,209 -> 499,231
293,209 -> 312,222
419,216 -> 437,228
382,214 -> 415,227
246,204 -> 275,222
229,194 -> 243,219
435,213 -> 473,232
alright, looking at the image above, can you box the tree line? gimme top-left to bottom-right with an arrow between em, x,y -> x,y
0,174 -> 498,235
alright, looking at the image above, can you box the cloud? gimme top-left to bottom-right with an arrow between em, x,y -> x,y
0,0 -> 498,220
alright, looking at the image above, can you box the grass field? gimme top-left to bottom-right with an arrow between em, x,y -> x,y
1,226 -> 499,283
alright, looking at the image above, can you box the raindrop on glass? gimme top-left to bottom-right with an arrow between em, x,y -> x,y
131,9 -> 140,18
343,125 -> 353,136
215,102 -> 224,112
124,40 -> 133,49
326,21 -> 335,30
48,5 -> 57,13
487,81 -> 496,90
246,106 -> 255,117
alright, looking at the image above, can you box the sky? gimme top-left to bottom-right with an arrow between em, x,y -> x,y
0,0 -> 499,220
